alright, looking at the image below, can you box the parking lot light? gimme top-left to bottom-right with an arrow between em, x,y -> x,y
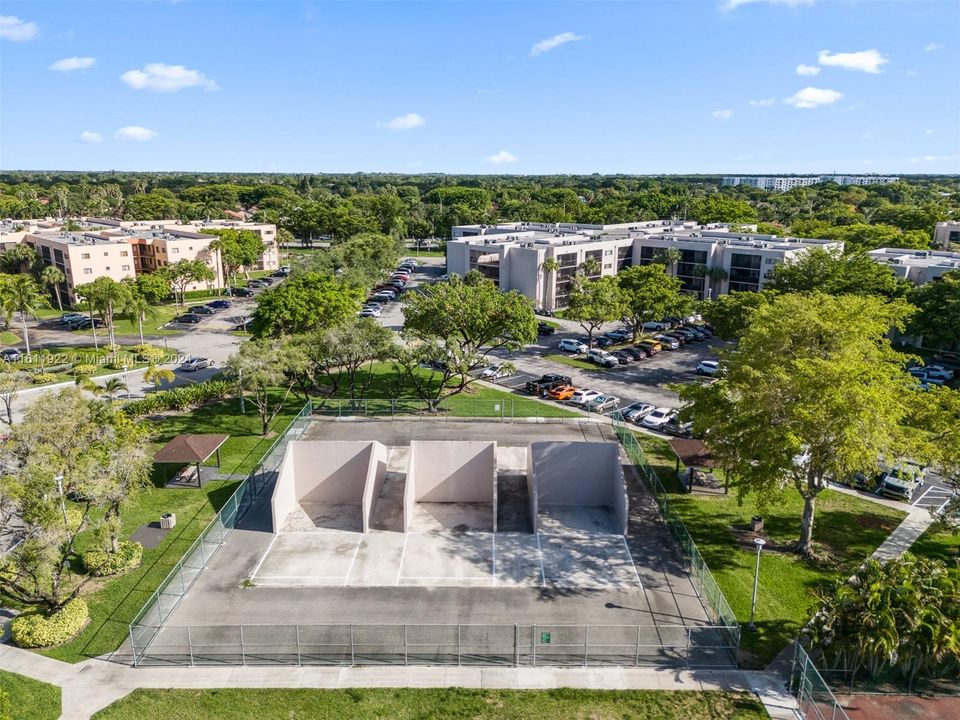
747,536 -> 766,632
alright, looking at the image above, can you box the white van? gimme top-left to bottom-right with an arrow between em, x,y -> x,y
587,349 -> 618,368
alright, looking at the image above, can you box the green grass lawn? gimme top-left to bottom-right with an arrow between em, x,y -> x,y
634,434 -> 906,668
543,353 -> 612,372
35,394 -> 302,663
0,670 -> 61,720
910,520 -> 959,564
7,344 -> 154,388
0,329 -> 21,345
93,688 -> 769,720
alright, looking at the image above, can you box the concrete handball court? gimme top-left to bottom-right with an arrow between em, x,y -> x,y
139,420 -> 731,666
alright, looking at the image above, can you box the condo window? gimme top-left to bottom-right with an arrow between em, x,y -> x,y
83,268 -> 92,275
122,265 -> 130,271
81,253 -> 90,259
171,248 -> 179,254
120,251 -> 129,257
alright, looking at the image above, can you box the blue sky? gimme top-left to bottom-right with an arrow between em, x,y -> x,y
1,0 -> 958,174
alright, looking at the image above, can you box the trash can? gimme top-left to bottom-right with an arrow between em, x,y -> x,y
160,513 -> 177,530
751,515 -> 763,532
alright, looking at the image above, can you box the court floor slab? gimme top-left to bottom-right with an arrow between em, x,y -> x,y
251,529 -> 642,590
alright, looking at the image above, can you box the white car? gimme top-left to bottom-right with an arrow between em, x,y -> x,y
588,394 -> 620,412
922,365 -> 955,381
480,364 -> 509,381
642,321 -> 671,331
569,389 -> 601,407
641,407 -> 675,429
653,335 -> 680,350
358,307 -> 381,318
558,338 -> 588,354
621,402 -> 655,422
180,356 -> 212,372
696,360 -> 720,376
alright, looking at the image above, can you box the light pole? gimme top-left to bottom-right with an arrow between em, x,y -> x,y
747,537 -> 766,632
54,474 -> 69,528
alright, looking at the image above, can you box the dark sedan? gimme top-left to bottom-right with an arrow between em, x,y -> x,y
174,313 -> 203,324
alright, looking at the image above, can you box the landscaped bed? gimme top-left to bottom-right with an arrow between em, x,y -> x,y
92,688 -> 769,720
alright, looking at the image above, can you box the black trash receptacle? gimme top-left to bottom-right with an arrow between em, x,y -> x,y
751,515 -> 763,532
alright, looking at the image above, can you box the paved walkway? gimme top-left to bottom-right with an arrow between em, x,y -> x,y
0,641 -> 797,720
870,506 -> 936,562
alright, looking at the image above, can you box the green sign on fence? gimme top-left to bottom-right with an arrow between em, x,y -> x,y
540,632 -> 551,644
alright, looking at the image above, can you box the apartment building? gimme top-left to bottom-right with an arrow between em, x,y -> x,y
868,247 -> 960,285
934,221 -> 960,250
722,175 -> 899,191
447,221 -> 839,309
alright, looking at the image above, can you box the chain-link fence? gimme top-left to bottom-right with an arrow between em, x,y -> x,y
791,644 -> 853,720
132,622 -> 739,668
129,402 -> 313,665
611,415 -> 741,651
310,397 -> 586,422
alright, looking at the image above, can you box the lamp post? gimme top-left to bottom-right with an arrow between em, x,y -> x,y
747,537 -> 766,632
54,474 -> 68,528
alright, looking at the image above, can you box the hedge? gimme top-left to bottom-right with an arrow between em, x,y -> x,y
10,599 -> 89,648
124,379 -> 232,418
72,364 -> 98,377
31,373 -> 58,385
82,540 -> 143,577
131,344 -> 168,363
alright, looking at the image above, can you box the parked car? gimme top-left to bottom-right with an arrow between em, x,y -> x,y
247,279 -> 268,288
228,287 -> 254,297
480,364 -> 510,381
878,461 -> 926,501
547,384 -> 577,401
180,356 -> 213,372
621,347 -> 646,360
586,349 -> 618,368
373,291 -> 396,301
358,307 -> 381,318
672,328 -> 700,342
534,307 -> 555,317
174,313 -> 203,324
569,388 -> 601,407
662,417 -> 694,437
685,324 -> 712,339
696,360 -> 720,376
558,338 -> 588,354
663,332 -> 688,345
604,328 -> 631,343
594,336 -> 614,349
621,402 -> 655,422
525,373 -> 571,395
189,305 -> 217,315
537,322 -> 556,336
588,394 -> 620,412
207,299 -> 233,309
641,407 -> 675,429
60,312 -> 85,324
71,317 -> 105,329
611,351 -> 634,365
642,320 -> 671,331
653,335 -> 680,350
921,365 -> 955,381
0,348 -> 21,362
635,342 -> 659,355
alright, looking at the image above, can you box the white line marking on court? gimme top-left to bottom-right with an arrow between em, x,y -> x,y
249,534 -> 279,580
491,534 -> 496,587
622,536 -> 643,589
395,533 -> 409,586
535,533 -> 547,587
255,575 -> 350,580
912,486 -> 935,506
343,538 -> 363,586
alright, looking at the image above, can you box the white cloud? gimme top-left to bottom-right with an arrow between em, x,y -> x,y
712,109 -> 733,120
530,32 -> 586,57
114,126 -> 157,142
380,113 -> 426,130
784,87 -> 843,109
924,42 -> 943,52
120,63 -> 218,92
0,15 -> 38,41
748,97 -> 776,107
795,64 -> 820,76
817,49 -> 889,74
79,131 -> 103,144
486,150 -> 518,165
721,0 -> 814,11
49,56 -> 96,72
910,154 -> 950,163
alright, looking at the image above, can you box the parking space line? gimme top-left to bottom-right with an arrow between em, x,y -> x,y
911,486 -> 935,507
934,495 -> 954,514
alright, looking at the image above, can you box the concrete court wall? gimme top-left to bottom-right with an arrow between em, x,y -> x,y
404,441 -> 497,532
270,441 -> 387,533
528,442 -> 628,535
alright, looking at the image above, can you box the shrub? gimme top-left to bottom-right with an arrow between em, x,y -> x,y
72,364 -> 98,377
10,599 -> 88,648
123,379 -> 233,417
104,362 -> 126,371
132,344 -> 167,363
0,687 -> 10,720
31,372 -> 58,385
82,540 -> 143,577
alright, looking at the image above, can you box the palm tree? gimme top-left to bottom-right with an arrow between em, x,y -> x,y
705,266 -> 729,300
123,293 -> 158,346
40,266 -> 66,312
578,256 -> 601,278
100,377 -> 128,402
78,278 -> 132,354
539,257 -> 560,311
144,364 -> 175,390
653,248 -> 682,276
0,275 -> 47,355
0,244 -> 38,275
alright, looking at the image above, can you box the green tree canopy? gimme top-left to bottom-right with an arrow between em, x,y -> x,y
907,270 -> 960,350
616,264 -> 690,341
565,276 -> 626,347
699,290 -> 775,341
678,293 -> 919,554
765,248 -> 911,299
251,271 -> 361,338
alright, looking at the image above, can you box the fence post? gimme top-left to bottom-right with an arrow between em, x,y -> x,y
583,626 -> 589,667
129,625 -> 139,667
240,626 -> 246,667
514,624 -> 519,667
457,624 -> 462,667
296,625 -> 301,666
187,626 -> 195,667
686,626 -> 692,664
532,624 -> 537,667
350,624 -> 355,665
404,624 -> 408,666
635,625 -> 641,667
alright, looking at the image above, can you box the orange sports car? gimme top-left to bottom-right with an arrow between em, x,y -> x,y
548,384 -> 577,401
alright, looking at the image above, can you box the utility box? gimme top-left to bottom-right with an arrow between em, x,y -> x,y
160,513 -> 177,530
751,515 -> 763,533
